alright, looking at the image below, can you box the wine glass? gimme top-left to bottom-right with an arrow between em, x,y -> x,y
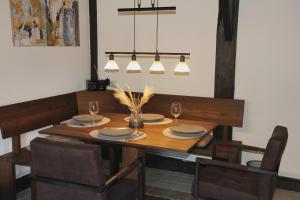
89,101 -> 99,125
170,102 -> 182,123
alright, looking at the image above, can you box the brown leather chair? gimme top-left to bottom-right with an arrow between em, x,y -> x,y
30,137 -> 144,200
193,126 -> 288,200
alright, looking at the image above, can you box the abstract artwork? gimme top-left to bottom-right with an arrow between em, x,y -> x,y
9,0 -> 80,47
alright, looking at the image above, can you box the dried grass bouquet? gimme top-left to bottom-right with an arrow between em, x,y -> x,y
113,84 -> 155,112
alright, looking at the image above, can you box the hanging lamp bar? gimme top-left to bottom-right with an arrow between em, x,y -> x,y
105,51 -> 190,56
118,6 -> 176,12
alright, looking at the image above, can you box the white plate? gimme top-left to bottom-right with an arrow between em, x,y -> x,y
163,128 -> 206,139
98,127 -> 134,137
124,117 -> 173,125
72,114 -> 103,123
169,124 -> 206,134
142,114 -> 165,122
90,130 -> 147,142
65,118 -> 111,128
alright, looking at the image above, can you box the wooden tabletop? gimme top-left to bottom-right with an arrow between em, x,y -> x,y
39,113 -> 217,153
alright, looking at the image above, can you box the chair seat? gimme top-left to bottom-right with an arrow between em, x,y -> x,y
193,166 -> 275,200
108,179 -> 138,200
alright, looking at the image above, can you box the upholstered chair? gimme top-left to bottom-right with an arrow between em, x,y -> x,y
193,126 -> 288,200
30,137 -> 144,200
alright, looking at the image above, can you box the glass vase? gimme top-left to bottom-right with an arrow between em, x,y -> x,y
129,109 -> 144,128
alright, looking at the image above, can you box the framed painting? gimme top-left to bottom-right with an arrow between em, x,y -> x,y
9,0 -> 80,47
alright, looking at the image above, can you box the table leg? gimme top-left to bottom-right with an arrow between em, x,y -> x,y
122,146 -> 145,180
122,146 -> 145,199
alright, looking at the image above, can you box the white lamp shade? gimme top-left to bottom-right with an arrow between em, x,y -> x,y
149,61 -> 165,72
174,61 -> 191,73
126,60 -> 142,71
104,60 -> 119,70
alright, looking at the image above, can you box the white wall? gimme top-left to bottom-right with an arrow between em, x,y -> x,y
99,0 -> 300,178
235,0 -> 300,178
0,0 -> 90,177
98,0 -> 218,96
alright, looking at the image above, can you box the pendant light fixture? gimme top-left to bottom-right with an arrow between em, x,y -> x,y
149,0 -> 165,73
174,55 -> 191,74
104,54 -> 119,71
126,0 -> 142,72
104,0 -> 191,75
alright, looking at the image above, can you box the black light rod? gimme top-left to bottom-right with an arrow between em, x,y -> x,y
105,52 -> 190,56
118,6 -> 176,12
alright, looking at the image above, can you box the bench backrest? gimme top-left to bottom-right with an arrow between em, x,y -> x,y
0,93 -> 78,140
76,91 -> 245,127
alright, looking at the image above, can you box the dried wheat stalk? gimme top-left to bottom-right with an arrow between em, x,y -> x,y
113,84 -> 154,112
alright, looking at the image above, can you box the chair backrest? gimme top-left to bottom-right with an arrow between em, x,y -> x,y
261,126 -> 288,171
30,137 -> 107,200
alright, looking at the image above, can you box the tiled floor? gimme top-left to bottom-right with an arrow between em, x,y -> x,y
18,168 -> 300,200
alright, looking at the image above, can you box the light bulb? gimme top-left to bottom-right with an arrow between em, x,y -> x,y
174,56 -> 191,74
104,54 -> 119,71
149,54 -> 165,72
127,54 -> 142,72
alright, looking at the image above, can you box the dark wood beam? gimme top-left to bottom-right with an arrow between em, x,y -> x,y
220,0 -> 234,41
214,0 -> 240,140
89,0 -> 98,81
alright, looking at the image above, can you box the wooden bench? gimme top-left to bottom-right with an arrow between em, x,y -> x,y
0,91 -> 245,199
0,93 -> 78,200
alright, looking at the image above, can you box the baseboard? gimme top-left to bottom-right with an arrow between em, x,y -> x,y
146,154 -> 300,192
277,176 -> 300,191
16,175 -> 30,193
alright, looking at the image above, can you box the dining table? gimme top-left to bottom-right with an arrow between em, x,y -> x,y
39,112 -> 217,179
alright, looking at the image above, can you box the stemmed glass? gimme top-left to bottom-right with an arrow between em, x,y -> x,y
170,102 -> 182,124
89,101 -> 99,125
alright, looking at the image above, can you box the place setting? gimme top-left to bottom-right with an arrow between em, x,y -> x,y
124,113 -> 173,125
163,102 -> 208,139
89,127 -> 147,142
65,101 -> 111,128
163,124 -> 208,139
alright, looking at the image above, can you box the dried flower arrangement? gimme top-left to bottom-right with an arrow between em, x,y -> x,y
113,84 -> 155,112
